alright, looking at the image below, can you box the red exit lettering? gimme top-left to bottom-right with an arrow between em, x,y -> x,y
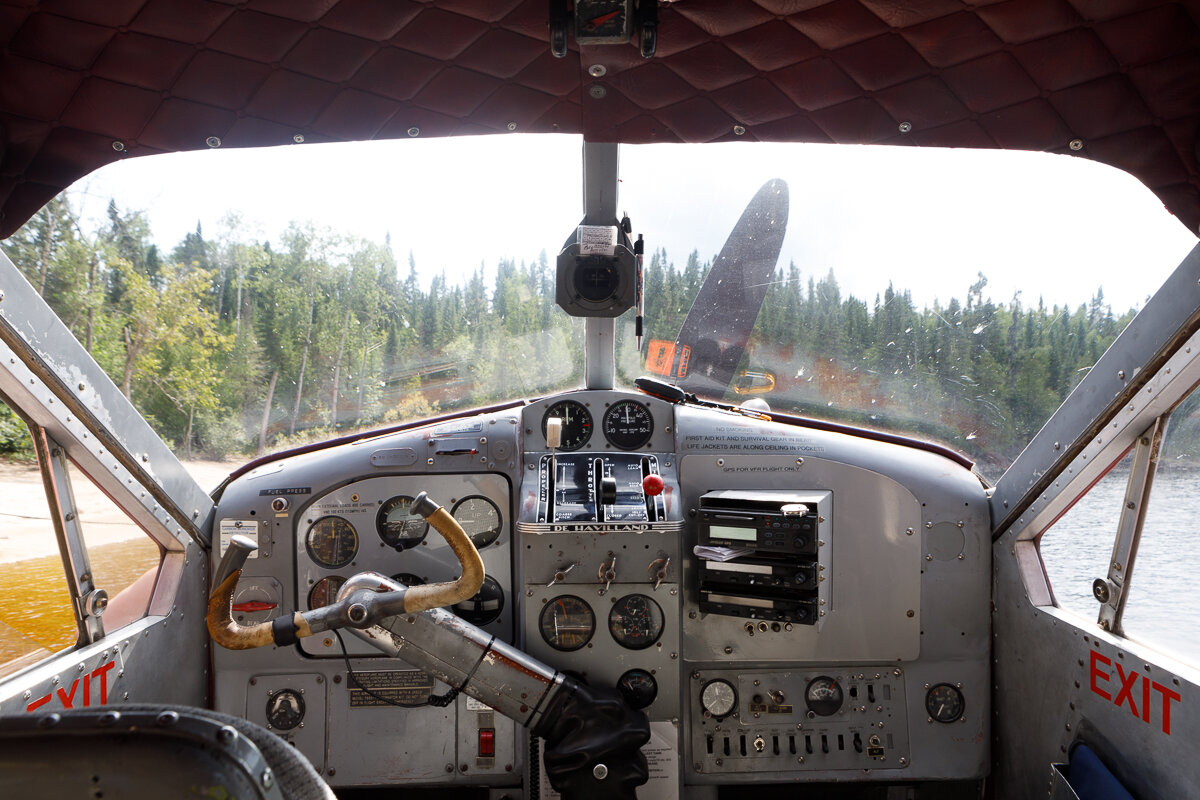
25,660 -> 116,713
1089,650 -> 1181,734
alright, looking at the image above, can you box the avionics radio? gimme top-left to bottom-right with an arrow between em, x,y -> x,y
696,490 -> 830,625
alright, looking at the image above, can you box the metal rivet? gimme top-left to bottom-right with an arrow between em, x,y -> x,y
293,133 -> 305,143
898,121 -> 912,134
506,121 -> 518,131
205,136 -> 222,148
1069,138 -> 1084,151
112,141 -> 126,151
589,84 -> 607,99
588,64 -> 607,77
1117,370 -> 1126,380
408,127 -> 420,137
593,764 -> 609,780
262,769 -> 274,789
733,124 -> 746,136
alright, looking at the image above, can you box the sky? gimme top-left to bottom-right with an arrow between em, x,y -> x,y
67,134 -> 1198,312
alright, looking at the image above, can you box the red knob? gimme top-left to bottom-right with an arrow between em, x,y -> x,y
642,474 -> 665,497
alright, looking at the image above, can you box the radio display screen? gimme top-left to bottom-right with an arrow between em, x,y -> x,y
710,524 -> 757,542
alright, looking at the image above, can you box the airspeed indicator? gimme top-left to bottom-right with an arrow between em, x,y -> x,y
602,400 -> 653,450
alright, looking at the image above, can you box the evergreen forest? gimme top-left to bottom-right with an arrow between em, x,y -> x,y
0,193 -> 1140,474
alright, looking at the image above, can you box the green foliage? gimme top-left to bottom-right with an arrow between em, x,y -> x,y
0,194 -> 1141,470
0,404 -> 34,459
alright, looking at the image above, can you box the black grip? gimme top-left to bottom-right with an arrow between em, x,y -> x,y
272,615 -> 299,646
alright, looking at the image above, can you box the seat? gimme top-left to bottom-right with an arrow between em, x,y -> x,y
0,704 -> 334,800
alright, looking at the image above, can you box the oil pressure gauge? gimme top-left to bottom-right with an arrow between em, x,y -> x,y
700,678 -> 737,719
925,683 -> 965,723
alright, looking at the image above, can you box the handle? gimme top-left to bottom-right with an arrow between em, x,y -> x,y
206,493 -> 485,650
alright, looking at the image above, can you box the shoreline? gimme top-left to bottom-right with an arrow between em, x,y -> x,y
0,459 -> 233,564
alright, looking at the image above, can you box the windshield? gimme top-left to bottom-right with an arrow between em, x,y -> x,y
3,136 -> 1194,479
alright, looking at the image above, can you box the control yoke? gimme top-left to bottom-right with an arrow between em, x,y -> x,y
206,492 -> 650,800
208,492 -> 484,650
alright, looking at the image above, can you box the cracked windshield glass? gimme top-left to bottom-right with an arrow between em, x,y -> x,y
2,136 -> 1194,484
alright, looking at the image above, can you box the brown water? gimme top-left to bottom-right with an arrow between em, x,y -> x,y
0,538 -> 160,676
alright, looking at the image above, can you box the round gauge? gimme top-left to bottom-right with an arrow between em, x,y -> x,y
390,572 -> 425,587
376,495 -> 429,550
539,595 -> 595,651
305,516 -> 358,568
602,400 -> 654,450
307,576 -> 346,609
925,683 -> 965,723
541,400 -> 593,451
617,668 -> 658,710
608,593 -> 664,650
805,676 -> 844,717
453,575 -> 505,625
700,678 -> 737,719
265,689 -> 305,731
451,495 -> 502,548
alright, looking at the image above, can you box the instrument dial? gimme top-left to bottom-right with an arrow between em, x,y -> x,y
539,595 -> 595,651
304,516 -> 358,568
265,689 -> 305,731
805,676 -> 844,716
307,576 -> 346,609
602,400 -> 654,450
700,678 -> 737,719
451,495 -> 502,548
453,575 -> 505,626
925,683 -> 965,723
608,593 -> 664,650
376,495 -> 429,550
617,668 -> 658,711
541,400 -> 593,451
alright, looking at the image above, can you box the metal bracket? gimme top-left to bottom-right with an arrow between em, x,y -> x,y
30,427 -> 105,643
1096,418 -> 1162,633
582,141 -> 619,390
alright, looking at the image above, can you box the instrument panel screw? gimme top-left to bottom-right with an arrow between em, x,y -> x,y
593,764 -> 609,780
1069,138 -> 1084,151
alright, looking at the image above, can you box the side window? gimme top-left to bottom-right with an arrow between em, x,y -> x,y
0,403 -> 75,677
1037,460 -> 1129,619
0,401 -> 164,679
1123,390 -> 1200,663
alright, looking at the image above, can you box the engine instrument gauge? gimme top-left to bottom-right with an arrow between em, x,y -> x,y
608,593 -> 664,650
453,575 -> 505,625
391,572 -> 425,587
805,676 -> 844,716
541,400 -> 593,451
617,668 -> 658,710
266,689 -> 305,731
925,683 -> 965,723
451,495 -> 502,548
305,516 -> 358,568
602,400 -> 653,450
700,678 -> 737,719
376,495 -> 429,550
539,595 -> 595,651
307,576 -> 346,609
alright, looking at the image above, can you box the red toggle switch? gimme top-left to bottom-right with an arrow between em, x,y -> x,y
478,728 -> 495,757
642,474 -> 665,497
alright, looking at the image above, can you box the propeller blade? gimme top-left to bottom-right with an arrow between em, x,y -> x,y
645,178 -> 789,398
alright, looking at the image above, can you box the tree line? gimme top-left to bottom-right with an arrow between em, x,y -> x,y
0,194 -> 1137,471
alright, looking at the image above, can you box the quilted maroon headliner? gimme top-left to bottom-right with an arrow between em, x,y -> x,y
1,0 -> 1199,239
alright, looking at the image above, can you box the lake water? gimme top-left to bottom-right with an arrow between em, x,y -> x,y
1040,465 -> 1200,665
